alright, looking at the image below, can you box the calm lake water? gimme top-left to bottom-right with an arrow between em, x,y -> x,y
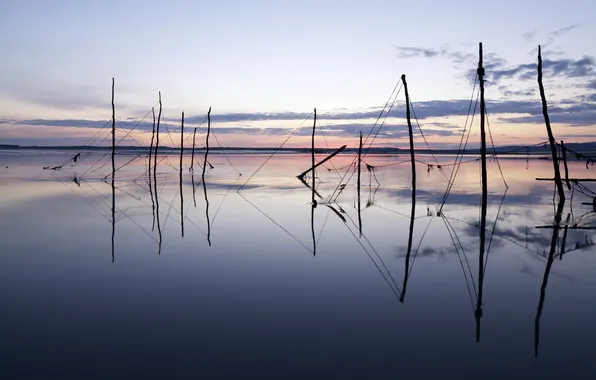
1,149 -> 595,379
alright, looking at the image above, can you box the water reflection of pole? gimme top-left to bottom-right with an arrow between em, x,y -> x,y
180,112 -> 185,238
475,43 -> 488,342
534,199 -> 565,358
400,74 -> 416,303
203,107 -> 212,246
111,78 -> 116,263
357,131 -> 362,237
311,108 -> 317,256
154,92 -> 163,254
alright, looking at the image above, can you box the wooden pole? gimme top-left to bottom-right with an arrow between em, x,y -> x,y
202,107 -> 211,183
401,74 -> 417,198
149,107 -> 156,174
149,107 -> 156,231
476,42 -> 488,343
358,132 -> 363,237
190,127 -> 197,172
153,92 -> 162,177
111,78 -> 116,263
561,140 -> 571,190
297,145 -> 347,180
311,108 -> 317,256
538,46 -> 565,204
154,92 -> 162,255
180,112 -> 185,238
311,108 -> 317,205
400,74 -> 417,303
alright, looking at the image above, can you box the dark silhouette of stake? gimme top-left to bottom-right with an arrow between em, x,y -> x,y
561,140 -> 571,190
538,45 -> 565,204
180,112 -> 185,238
154,92 -> 162,255
190,127 -> 197,172
111,78 -> 116,263
149,107 -> 156,174
401,74 -> 417,201
311,108 -> 317,256
476,42 -> 488,343
400,74 -> 416,303
149,108 -> 156,231
202,108 -> 211,183
153,92 -> 162,178
357,131 -> 363,237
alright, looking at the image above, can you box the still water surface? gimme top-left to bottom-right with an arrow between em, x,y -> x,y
1,150 -> 595,378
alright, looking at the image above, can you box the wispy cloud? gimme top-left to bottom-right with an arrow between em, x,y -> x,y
395,46 -> 474,66
522,30 -> 537,42
547,24 -> 580,44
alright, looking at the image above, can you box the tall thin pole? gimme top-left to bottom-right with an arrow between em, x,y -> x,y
154,92 -> 162,255
538,45 -> 565,204
311,108 -> 317,255
149,107 -> 156,174
202,107 -> 211,183
400,74 -> 416,303
111,78 -> 115,176
401,74 -> 417,200
190,127 -> 197,172
476,42 -> 488,342
180,112 -> 185,238
153,92 -> 162,177
149,108 -> 156,231
311,108 -> 317,205
111,78 -> 116,263
358,131 -> 363,237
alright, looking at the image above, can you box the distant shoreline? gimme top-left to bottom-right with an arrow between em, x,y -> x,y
2,143 -> 596,156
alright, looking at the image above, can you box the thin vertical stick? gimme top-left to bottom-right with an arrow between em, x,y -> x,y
538,45 -> 565,204
311,108 -> 317,256
111,78 -> 115,179
153,92 -> 162,177
149,108 -> 156,231
476,42 -> 488,343
311,108 -> 316,204
561,140 -> 571,190
154,92 -> 162,255
180,112 -> 185,238
111,78 -> 116,263
357,131 -> 363,237
401,74 -> 417,205
190,127 -> 197,172
149,107 -> 156,174
202,108 -> 211,183
400,74 -> 416,303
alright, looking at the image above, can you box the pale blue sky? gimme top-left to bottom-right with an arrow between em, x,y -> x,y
0,0 -> 594,146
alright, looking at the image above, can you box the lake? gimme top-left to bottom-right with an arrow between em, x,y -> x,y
1,149 -> 595,379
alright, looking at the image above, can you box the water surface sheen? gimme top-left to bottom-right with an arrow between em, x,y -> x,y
1,150 -> 595,379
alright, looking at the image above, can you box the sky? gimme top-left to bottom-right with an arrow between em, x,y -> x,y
0,0 -> 595,148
